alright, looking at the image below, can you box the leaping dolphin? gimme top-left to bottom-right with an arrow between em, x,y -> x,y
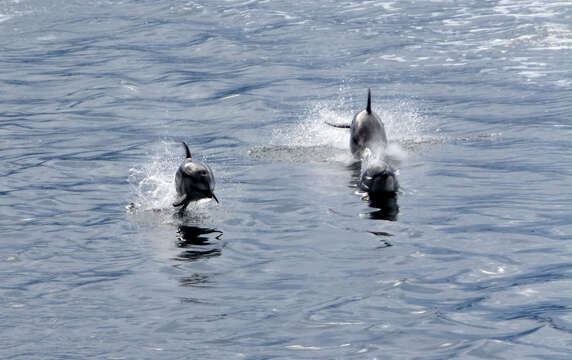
173,142 -> 218,213
327,89 -> 399,199
326,89 -> 388,159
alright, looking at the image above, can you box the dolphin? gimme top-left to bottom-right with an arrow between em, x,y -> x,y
326,89 -> 388,159
358,160 -> 399,199
349,89 -> 388,159
173,142 -> 218,212
326,89 -> 399,201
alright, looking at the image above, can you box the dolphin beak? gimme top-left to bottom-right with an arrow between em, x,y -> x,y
211,193 -> 219,203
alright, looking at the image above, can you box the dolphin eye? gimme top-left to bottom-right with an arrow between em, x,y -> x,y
199,170 -> 208,176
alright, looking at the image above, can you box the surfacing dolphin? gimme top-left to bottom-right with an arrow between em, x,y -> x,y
327,89 -> 388,159
328,89 -> 399,200
173,142 -> 218,213
358,160 -> 399,200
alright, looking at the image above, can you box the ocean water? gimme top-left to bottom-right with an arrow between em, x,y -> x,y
1,0 -> 571,358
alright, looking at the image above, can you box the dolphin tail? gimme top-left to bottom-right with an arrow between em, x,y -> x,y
325,121 -> 351,129
182,142 -> 192,159
366,88 -> 372,114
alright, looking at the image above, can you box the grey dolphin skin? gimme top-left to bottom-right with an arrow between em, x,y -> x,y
326,89 -> 399,199
340,89 -> 399,198
324,89 -> 388,158
349,89 -> 388,159
358,161 -> 399,199
352,90 -> 398,198
173,142 -> 218,213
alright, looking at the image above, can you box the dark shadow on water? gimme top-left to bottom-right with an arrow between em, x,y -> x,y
366,194 -> 399,221
174,225 -> 224,291
368,230 -> 393,248
177,225 -> 223,245
173,225 -> 223,262
179,273 -> 211,288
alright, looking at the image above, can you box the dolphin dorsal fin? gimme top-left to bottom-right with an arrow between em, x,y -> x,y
366,88 -> 372,114
182,142 -> 192,159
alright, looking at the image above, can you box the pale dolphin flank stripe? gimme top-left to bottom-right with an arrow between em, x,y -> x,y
173,142 -> 218,213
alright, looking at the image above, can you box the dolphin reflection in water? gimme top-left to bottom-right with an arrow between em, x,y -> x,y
174,225 -> 223,262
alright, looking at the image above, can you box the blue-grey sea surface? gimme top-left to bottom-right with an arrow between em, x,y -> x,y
1,0 -> 571,358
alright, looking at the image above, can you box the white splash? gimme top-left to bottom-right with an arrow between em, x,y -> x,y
128,141 -> 179,212
0,14 -> 12,23
271,101 -> 352,149
271,94 -> 426,155
127,141 -> 220,223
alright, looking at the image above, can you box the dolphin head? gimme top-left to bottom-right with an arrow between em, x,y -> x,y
174,142 -> 218,209
178,160 -> 217,199
359,161 -> 399,197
